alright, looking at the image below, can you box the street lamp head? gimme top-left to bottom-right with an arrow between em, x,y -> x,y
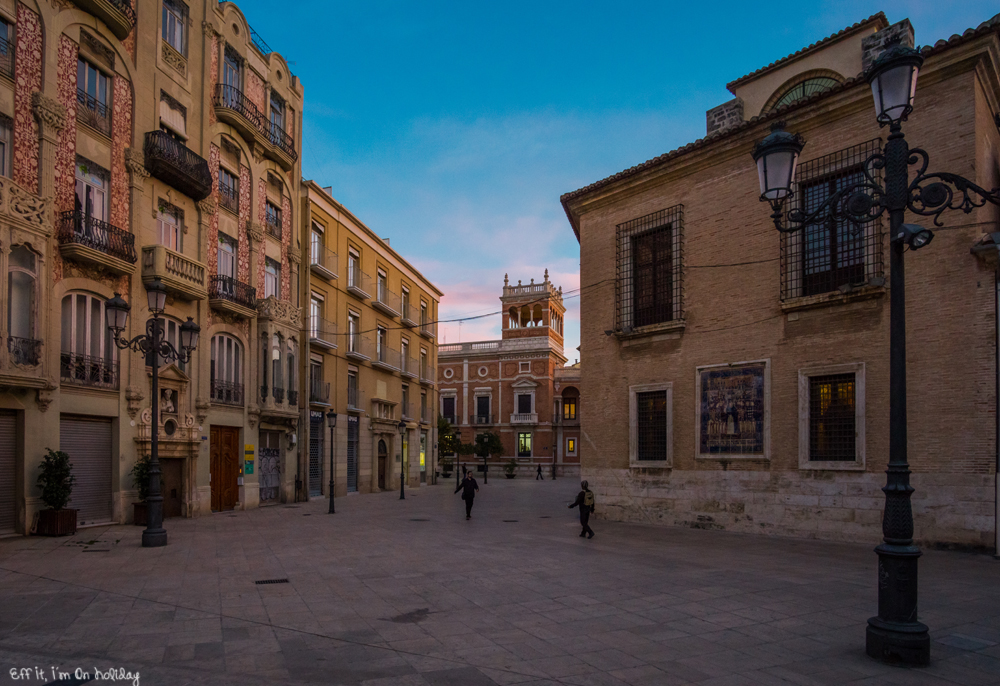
751,122 -> 804,205
326,410 -> 337,429
397,419 -> 407,436
866,40 -> 923,127
896,223 -> 934,250
179,317 -> 200,351
145,278 -> 168,314
104,292 -> 130,335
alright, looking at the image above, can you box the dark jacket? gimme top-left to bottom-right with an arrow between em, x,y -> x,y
569,490 -> 593,514
455,476 -> 479,499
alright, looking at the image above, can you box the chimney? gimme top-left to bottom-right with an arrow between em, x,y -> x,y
706,98 -> 744,136
861,19 -> 915,73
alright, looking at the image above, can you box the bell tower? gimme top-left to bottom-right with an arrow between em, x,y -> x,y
501,270 -> 565,352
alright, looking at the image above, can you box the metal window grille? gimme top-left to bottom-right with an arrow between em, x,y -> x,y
309,414 -> 323,497
781,139 -> 883,300
635,390 -> 667,461
809,373 -> 856,462
616,205 -> 683,331
347,416 -> 359,492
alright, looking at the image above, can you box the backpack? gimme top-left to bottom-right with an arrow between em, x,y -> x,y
583,490 -> 595,510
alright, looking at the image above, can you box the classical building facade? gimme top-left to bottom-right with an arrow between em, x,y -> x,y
438,273 -> 581,477
0,0 -> 303,536
300,180 -> 441,498
562,13 -> 1000,549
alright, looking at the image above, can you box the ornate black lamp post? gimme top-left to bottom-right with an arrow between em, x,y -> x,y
398,419 -> 407,499
326,410 -> 337,514
105,279 -> 200,548
752,41 -> 1000,666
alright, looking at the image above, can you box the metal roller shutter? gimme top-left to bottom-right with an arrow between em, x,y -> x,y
0,412 -> 15,535
309,413 -> 323,497
60,416 -> 113,525
347,416 -> 358,492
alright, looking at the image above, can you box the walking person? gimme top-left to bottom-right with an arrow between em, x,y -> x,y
536,465 -> 543,480
455,471 -> 479,520
569,480 -> 595,539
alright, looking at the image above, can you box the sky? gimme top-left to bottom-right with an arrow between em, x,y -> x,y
233,0 -> 999,362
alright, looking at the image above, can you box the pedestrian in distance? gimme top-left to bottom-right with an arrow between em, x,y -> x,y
536,465 -> 543,480
569,480 -> 595,539
455,471 -> 479,520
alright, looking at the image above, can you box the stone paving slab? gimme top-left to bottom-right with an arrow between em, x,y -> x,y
0,478 -> 998,685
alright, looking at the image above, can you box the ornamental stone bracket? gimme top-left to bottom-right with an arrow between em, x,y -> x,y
256,295 -> 301,328
246,221 -> 264,249
197,198 -> 217,220
31,92 -> 67,143
201,20 -> 220,38
124,147 -> 150,191
287,249 -> 301,266
248,404 -> 260,429
195,396 -> 210,423
35,382 -> 57,412
126,385 -> 145,419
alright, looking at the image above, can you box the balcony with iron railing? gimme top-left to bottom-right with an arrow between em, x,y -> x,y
57,211 -> 137,275
209,275 -> 256,318
401,302 -> 418,327
8,337 -> 41,366
346,334 -> 373,362
400,355 -> 418,379
442,414 -> 457,426
61,353 -> 118,390
288,389 -> 298,407
0,37 -> 14,81
475,414 -> 496,425
212,84 -> 297,170
272,386 -> 285,403
510,413 -> 538,424
401,402 -> 414,421
71,0 -> 135,40
76,88 -> 111,137
308,315 -> 337,350
372,345 -> 400,373
141,244 -> 207,300
210,380 -> 244,406
420,363 -> 435,385
420,318 -> 437,339
266,120 -> 297,167
347,385 -> 364,412
310,245 -> 338,280
310,379 -> 330,405
373,284 -> 401,318
219,183 -> 239,215
347,265 -> 372,300
264,213 -> 282,240
143,131 -> 212,201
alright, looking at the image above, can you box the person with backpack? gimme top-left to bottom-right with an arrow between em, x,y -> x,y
536,465 -> 543,480
455,471 -> 479,520
569,480 -> 595,538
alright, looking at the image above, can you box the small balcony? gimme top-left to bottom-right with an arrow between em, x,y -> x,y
209,275 -> 256,319
308,315 -> 337,350
141,244 -> 208,301
210,380 -> 244,406
57,211 -> 137,275
400,356 -> 418,379
346,265 -> 372,300
272,386 -> 285,403
310,245 -> 338,280
401,402 -> 414,421
474,414 -> 495,425
420,406 -> 432,424
288,390 -> 298,407
346,334 -> 372,362
372,345 -> 399,373
8,337 -> 41,367
373,285 -> 401,318
72,0 -> 135,40
219,184 -> 239,215
310,379 -> 330,405
401,303 -> 419,328
266,120 -> 298,170
510,413 -> 538,424
442,414 -> 457,426
60,352 -> 118,390
212,85 -> 297,171
420,319 -> 437,339
76,88 -> 111,137
347,386 -> 365,413
0,37 -> 14,81
143,131 -> 212,201
264,215 -> 282,241
420,364 -> 435,386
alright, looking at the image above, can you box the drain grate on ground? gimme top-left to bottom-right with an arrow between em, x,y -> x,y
503,520 -> 519,523
410,518 -> 430,521
539,516 -> 551,519
255,578 -> 290,585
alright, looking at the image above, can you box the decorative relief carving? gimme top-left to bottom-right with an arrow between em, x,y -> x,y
31,92 -> 67,136
162,41 -> 187,76
80,29 -> 115,71
202,20 -> 219,38
126,386 -> 145,419
197,198 -> 217,218
256,295 -> 301,328
14,4 -> 42,194
2,177 -> 50,229
248,404 -> 260,429
124,147 -> 149,187
287,249 -> 300,266
36,383 -> 56,412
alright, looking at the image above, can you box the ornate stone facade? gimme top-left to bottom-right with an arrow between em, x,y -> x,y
13,4 -> 42,194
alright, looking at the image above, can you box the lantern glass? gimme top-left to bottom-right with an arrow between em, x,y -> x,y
105,293 -> 130,333
756,150 -> 798,201
872,64 -> 918,124
398,420 -> 407,436
326,410 -> 337,429
146,279 -> 167,313
179,317 -> 200,351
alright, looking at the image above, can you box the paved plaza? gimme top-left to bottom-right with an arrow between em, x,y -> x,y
0,478 -> 998,686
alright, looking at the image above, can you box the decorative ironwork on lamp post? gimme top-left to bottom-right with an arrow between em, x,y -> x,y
105,279 -> 200,549
326,410 -> 337,514
751,40 -> 1000,666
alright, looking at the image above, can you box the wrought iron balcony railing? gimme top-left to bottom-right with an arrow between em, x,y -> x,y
0,37 -> 14,80
143,131 -> 212,201
272,386 -> 285,403
308,315 -> 337,349
72,0 -> 136,40
373,345 -> 400,371
347,265 -> 372,299
76,88 -> 110,136
219,183 -> 239,215
265,216 -> 282,240
420,319 -> 437,339
209,274 -> 256,310
401,402 -> 414,420
288,390 -> 298,407
420,364 -> 435,384
210,380 -> 244,406
442,415 -> 457,426
346,334 -> 373,360
267,120 -> 296,161
213,84 -> 297,163
58,211 -> 137,264
61,352 -> 118,390
8,336 -> 41,366
310,379 -> 330,404
475,414 -> 495,425
421,406 -> 431,423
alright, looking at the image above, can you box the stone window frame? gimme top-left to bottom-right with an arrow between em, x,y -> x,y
514,389 -> 535,416
440,390 -> 457,422
798,362 -> 866,472
628,382 -> 673,468
566,436 -> 577,456
694,359 -> 771,462
517,431 -> 533,458
518,361 -> 530,374
473,388 -> 492,421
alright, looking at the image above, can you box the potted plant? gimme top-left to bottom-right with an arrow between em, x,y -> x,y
130,454 -> 152,526
35,448 -> 76,536
440,456 -> 453,478
504,459 -> 518,479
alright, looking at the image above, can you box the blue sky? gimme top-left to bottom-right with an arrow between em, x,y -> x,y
234,0 -> 999,360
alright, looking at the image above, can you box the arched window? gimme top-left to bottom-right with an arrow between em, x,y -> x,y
60,292 -> 116,388
508,307 -> 519,328
770,77 -> 840,111
271,332 -> 283,401
286,338 -> 296,405
259,332 -> 268,398
8,246 -> 39,365
210,333 -> 243,405
145,316 -> 188,372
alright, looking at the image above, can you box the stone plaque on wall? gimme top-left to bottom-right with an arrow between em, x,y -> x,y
697,361 -> 769,458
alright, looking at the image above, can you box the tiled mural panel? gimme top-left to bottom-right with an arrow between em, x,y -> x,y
13,4 -> 42,194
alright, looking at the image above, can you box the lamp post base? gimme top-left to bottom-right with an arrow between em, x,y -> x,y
141,528 -> 168,548
866,617 -> 930,666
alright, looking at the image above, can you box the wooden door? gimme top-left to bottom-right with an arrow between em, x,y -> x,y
377,439 -> 387,490
210,426 -> 239,511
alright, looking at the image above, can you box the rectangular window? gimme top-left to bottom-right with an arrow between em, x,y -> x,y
348,249 -> 359,286
0,19 -> 13,80
0,115 -> 11,177
517,433 -> 532,457
476,395 -> 490,419
783,140 -> 883,300
401,338 -> 409,371
420,302 -> 427,325
636,390 -> 667,461
265,201 -> 282,238
809,374 -> 856,462
217,233 -> 236,277
75,159 -> 108,223
519,361 -> 530,373
223,46 -> 241,90
377,325 -> 387,361
162,0 -> 187,54
616,205 -> 684,331
348,312 -> 360,352
311,225 -> 323,264
442,396 -> 455,422
270,93 -> 284,134
77,58 -> 110,136
566,438 -> 576,455
402,385 -> 409,417
264,258 -> 280,298
310,296 -> 322,338
563,398 -> 577,420
401,287 -> 410,316
377,270 -> 387,301
347,370 -> 359,407
158,204 -> 180,251
219,167 -> 239,214
517,394 -> 532,415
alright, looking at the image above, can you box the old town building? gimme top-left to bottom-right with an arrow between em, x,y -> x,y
438,272 -> 580,477
300,181 -> 441,498
562,13 -> 1000,549
0,0 -> 304,535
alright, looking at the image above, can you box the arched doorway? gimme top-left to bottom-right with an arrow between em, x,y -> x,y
378,439 -> 387,490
